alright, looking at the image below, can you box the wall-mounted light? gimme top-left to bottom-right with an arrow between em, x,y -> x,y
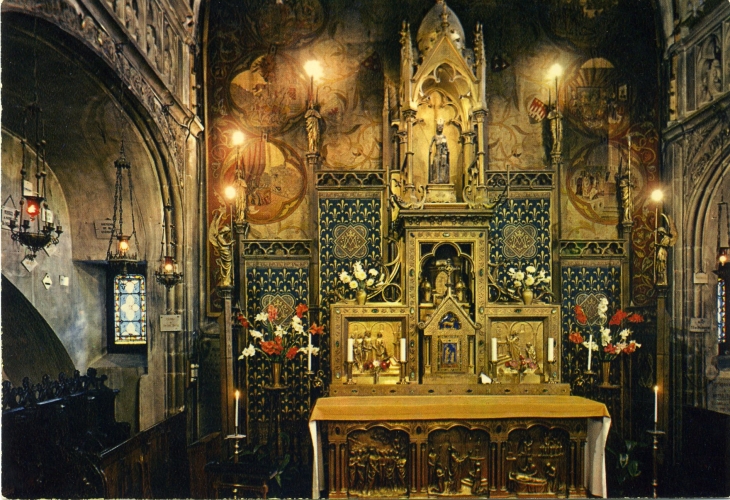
155,202 -> 182,289
106,144 -> 138,269
8,20 -> 63,261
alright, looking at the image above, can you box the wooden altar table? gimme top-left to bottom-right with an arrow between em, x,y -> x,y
309,395 -> 610,498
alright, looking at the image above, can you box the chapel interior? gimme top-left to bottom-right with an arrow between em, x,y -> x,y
2,0 -> 730,498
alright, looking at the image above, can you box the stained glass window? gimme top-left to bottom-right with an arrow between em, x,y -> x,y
719,278 -> 726,345
113,274 -> 146,344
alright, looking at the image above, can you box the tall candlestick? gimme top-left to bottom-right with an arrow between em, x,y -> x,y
400,338 -> 407,363
491,338 -> 498,362
548,338 -> 555,363
587,334 -> 593,371
234,390 -> 240,428
654,385 -> 658,424
308,333 -> 313,371
347,338 -> 354,362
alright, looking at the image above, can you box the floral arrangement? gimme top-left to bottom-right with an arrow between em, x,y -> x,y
238,303 -> 324,363
505,354 -> 537,374
338,261 -> 384,292
363,358 -> 391,372
573,297 -> 643,362
506,265 -> 552,302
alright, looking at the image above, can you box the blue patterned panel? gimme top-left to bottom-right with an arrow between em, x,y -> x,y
489,197 -> 551,300
319,196 -> 382,308
560,264 -> 621,378
245,264 -> 309,422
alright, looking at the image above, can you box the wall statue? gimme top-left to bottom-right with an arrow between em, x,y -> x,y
655,213 -> 677,287
208,207 -> 234,288
428,118 -> 450,184
305,102 -> 321,153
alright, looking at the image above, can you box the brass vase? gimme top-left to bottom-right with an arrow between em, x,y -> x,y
522,288 -> 534,305
270,361 -> 284,389
601,360 -> 612,386
356,288 -> 367,305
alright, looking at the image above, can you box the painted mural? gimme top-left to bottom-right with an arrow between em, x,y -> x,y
207,0 -> 661,310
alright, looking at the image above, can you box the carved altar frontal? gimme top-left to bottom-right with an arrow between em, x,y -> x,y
311,395 -> 609,499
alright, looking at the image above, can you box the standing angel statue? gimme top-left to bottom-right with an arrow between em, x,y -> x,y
428,118 -> 450,184
655,213 -> 677,287
208,207 -> 234,288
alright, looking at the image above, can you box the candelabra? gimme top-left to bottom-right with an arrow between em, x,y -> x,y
225,427 -> 246,463
647,425 -> 665,498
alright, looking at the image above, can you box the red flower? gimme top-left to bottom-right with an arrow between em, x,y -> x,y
381,361 -> 390,370
363,361 -> 373,370
267,304 -> 278,322
574,305 -> 588,325
609,310 -> 628,326
286,346 -> 299,360
569,331 -> 584,344
237,313 -> 250,329
309,323 -> 325,335
296,303 -> 309,318
623,342 -> 638,354
627,313 -> 644,323
261,340 -> 281,356
604,344 -> 618,355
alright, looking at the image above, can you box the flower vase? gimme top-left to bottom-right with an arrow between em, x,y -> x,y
270,361 -> 284,389
522,288 -> 534,305
601,360 -> 612,386
356,288 -> 367,305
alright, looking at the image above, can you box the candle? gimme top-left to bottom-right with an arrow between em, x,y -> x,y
491,338 -> 498,362
308,333 -> 312,371
548,338 -> 555,363
347,338 -> 354,362
587,334 -> 593,371
654,385 -> 658,424
234,390 -> 240,428
400,338 -> 407,363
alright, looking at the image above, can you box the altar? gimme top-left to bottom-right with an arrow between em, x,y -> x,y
309,395 -> 610,499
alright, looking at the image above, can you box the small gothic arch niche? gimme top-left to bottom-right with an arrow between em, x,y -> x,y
419,241 -> 474,310
505,425 -> 569,497
427,426 -> 491,495
346,427 -> 409,497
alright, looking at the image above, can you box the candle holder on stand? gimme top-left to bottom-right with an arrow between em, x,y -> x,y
225,427 -> 246,463
397,361 -> 410,384
584,369 -> 596,398
647,426 -> 665,499
344,361 -> 356,384
547,360 -> 557,383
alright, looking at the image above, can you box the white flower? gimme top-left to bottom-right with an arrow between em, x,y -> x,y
240,344 -> 256,357
619,328 -> 631,340
598,298 -> 609,314
600,327 -> 612,346
525,275 -> 535,286
368,268 -> 379,276
250,330 -> 264,339
508,267 -> 516,273
615,341 -> 627,351
373,360 -> 381,368
514,271 -> 525,281
255,311 -> 268,323
366,278 -> 374,286
538,270 -> 546,279
526,265 -> 536,273
299,346 -> 320,355
348,280 -> 358,289
543,276 -> 552,283
354,269 -> 367,281
275,325 -> 286,337
291,316 -> 304,333
631,341 -> 641,348
583,339 -> 599,351
353,261 -> 364,273
339,271 -> 352,284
